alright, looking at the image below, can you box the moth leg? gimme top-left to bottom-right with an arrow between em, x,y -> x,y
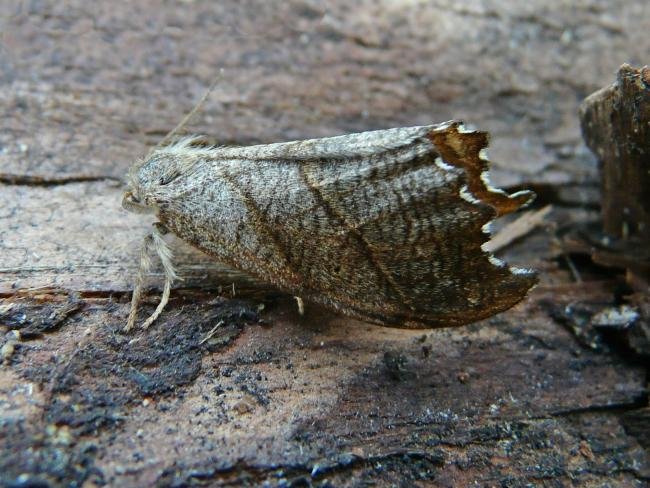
141,223 -> 178,329
124,223 -> 177,331
124,233 -> 153,332
294,296 -> 305,315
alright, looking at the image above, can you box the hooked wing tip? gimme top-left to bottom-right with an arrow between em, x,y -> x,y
429,121 -> 535,217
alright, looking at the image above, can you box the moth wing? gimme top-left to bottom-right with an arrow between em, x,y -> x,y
215,125 -> 440,161
235,122 -> 535,327
161,122 -> 536,328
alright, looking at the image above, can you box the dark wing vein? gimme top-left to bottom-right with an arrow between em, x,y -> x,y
282,146 -> 440,224
218,167 -> 301,285
297,163 -> 416,311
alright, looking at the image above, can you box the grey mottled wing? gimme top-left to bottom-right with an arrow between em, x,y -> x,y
157,121 -> 536,328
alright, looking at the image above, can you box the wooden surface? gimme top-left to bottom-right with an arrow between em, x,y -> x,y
1,1 -> 648,486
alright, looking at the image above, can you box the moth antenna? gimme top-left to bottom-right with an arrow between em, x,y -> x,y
124,224 -> 177,331
146,69 -> 224,159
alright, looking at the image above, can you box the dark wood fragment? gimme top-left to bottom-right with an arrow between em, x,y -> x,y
580,64 -> 650,281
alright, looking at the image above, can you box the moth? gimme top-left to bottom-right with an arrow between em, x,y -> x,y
123,120 -> 536,331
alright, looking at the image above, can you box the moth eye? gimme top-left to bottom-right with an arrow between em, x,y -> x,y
158,172 -> 179,186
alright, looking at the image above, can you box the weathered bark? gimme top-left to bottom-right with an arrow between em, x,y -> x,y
580,64 -> 650,242
577,66 -> 650,451
1,1 -> 648,486
580,64 -> 650,280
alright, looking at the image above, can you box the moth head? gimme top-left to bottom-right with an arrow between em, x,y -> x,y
122,151 -> 180,213
122,154 -> 159,214
123,136 -> 203,215
122,75 -> 220,216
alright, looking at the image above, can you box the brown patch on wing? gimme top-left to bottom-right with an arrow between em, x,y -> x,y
429,122 -> 534,216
